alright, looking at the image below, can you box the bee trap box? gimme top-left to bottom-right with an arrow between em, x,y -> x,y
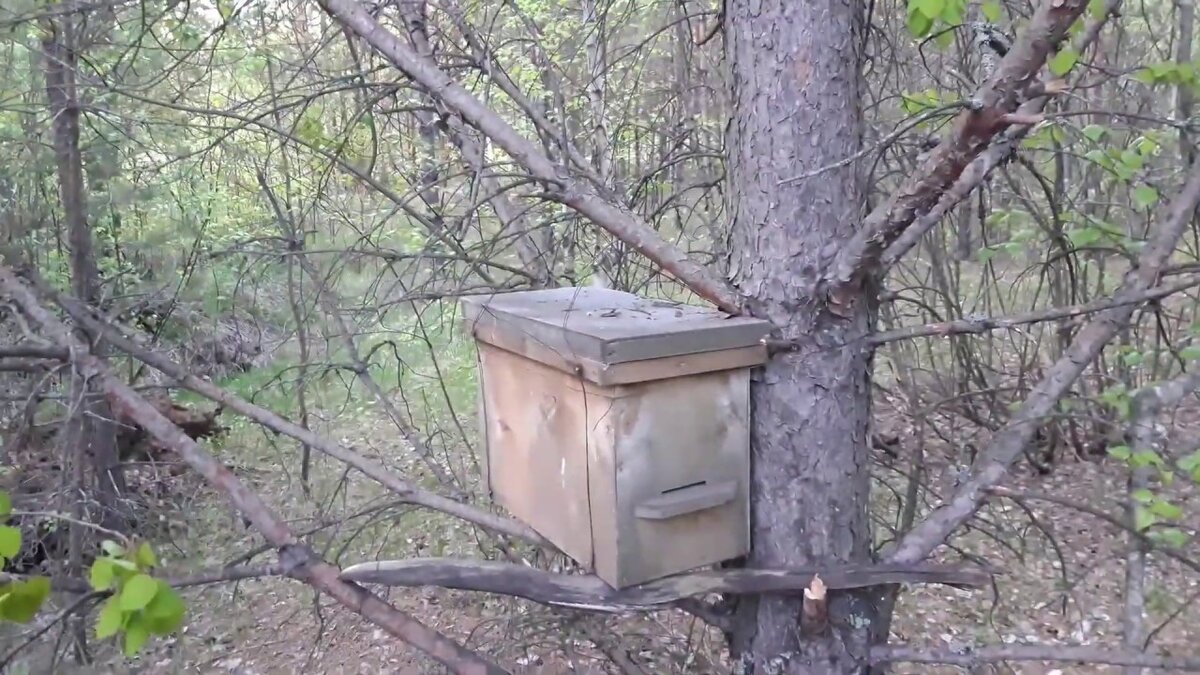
460,287 -> 771,588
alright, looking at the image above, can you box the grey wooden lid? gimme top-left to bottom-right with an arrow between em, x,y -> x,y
460,287 -> 772,366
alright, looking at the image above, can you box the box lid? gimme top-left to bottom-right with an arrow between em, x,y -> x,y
460,287 -> 772,367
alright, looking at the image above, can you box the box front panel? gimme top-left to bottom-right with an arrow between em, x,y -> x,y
609,369 -> 751,587
477,344 -> 596,566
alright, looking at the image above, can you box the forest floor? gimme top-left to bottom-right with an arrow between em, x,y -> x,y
5,388 -> 1200,674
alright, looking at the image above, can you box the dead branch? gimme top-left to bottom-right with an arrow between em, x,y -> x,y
880,0 -> 1124,269
888,157 -> 1200,565
339,558 -> 991,612
989,487 -> 1200,576
290,250 -> 461,492
858,274 -> 1200,345
0,564 -> 286,594
871,644 -> 1200,670
45,285 -> 547,547
823,0 -> 1095,299
314,0 -> 744,314
0,263 -> 507,675
0,345 -> 68,360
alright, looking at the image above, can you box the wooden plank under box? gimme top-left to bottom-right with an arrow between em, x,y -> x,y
461,287 -> 771,588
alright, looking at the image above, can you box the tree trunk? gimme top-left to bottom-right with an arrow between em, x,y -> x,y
42,15 -> 126,532
725,0 -> 876,672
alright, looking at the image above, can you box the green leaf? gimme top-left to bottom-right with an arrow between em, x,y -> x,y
1132,450 -> 1165,469
1049,48 -> 1080,76
1082,124 -> 1106,142
95,596 -> 124,639
1133,185 -> 1160,209
1153,528 -> 1189,548
1108,444 -> 1132,461
0,578 -> 49,623
1084,148 -> 1109,167
907,10 -> 934,37
119,574 -> 159,612
0,525 -> 21,559
144,582 -> 185,635
1121,149 -> 1144,171
101,540 -> 124,558
1122,351 -> 1144,367
982,0 -> 1003,21
123,617 -> 150,656
1178,450 -> 1200,473
1068,226 -> 1103,247
1131,488 -> 1155,503
1089,0 -> 1108,17
90,559 -> 115,591
1134,506 -> 1157,531
1150,499 -> 1183,520
940,0 -> 963,25
1181,345 -> 1200,361
914,0 -> 946,18
135,543 -> 157,570
0,491 -> 10,517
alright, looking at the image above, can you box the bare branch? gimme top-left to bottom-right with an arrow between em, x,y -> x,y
888,158 -> 1200,564
0,264 -> 506,675
0,345 -> 68,360
880,0 -> 1124,269
862,274 -> 1200,345
872,644 -> 1200,670
339,557 -> 991,612
315,0 -> 744,313
822,0 -> 1095,300
46,286 -> 547,546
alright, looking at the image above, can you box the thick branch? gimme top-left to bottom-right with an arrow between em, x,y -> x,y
880,0 -> 1123,269
340,558 -> 991,612
872,644 -> 1200,670
0,344 -> 69,360
315,0 -> 743,313
0,264 -> 506,675
823,0 -> 1092,297
889,159 -> 1200,564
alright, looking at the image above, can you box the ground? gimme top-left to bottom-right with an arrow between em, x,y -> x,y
3,386 -> 1198,674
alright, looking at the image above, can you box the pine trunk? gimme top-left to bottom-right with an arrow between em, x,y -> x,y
725,0 -> 877,672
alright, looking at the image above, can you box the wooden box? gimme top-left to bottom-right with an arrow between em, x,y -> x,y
460,287 -> 771,588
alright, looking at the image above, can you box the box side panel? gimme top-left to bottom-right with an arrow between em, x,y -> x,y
583,385 -> 620,585
611,369 -> 751,587
477,343 -> 595,566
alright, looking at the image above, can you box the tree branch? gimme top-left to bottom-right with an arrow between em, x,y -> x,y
822,0 -> 1093,303
339,557 -> 991,612
872,644 -> 1200,670
314,0 -> 744,314
0,263 -> 508,675
880,0 -> 1123,269
888,158 -> 1200,565
861,274 -> 1200,345
44,284 -> 547,547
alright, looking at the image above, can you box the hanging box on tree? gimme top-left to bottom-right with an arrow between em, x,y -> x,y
460,287 -> 772,588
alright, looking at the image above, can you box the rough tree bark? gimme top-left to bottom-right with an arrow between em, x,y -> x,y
725,0 -> 875,672
41,13 -> 126,532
